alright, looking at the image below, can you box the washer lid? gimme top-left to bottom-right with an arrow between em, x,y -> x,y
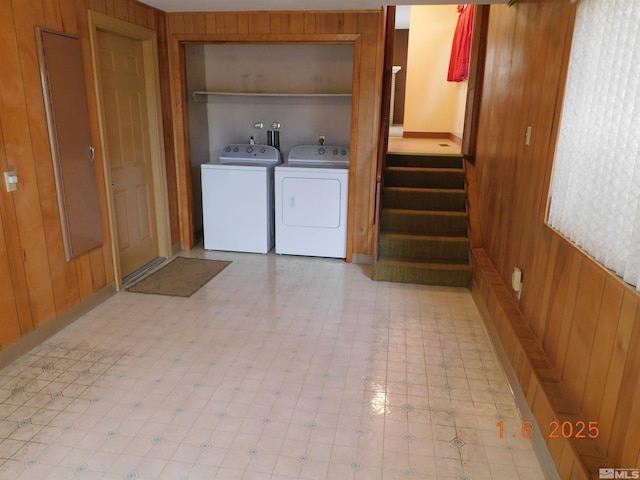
287,145 -> 350,167
219,144 -> 281,165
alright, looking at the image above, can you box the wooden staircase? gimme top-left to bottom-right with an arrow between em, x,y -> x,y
372,153 -> 472,288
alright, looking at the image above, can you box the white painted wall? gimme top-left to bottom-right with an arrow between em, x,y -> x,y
403,5 -> 468,138
201,44 -> 354,160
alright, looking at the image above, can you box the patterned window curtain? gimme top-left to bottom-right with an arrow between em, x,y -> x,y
548,0 -> 640,291
447,4 -> 475,82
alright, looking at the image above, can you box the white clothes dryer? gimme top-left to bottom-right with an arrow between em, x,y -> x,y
202,144 -> 280,253
274,145 -> 349,258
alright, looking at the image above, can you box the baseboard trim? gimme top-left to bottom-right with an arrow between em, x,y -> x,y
0,284 -> 116,370
471,282 -> 561,480
402,131 -> 449,139
401,131 -> 462,146
352,254 -> 375,265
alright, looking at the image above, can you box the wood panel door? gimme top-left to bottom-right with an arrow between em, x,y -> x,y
96,30 -> 159,278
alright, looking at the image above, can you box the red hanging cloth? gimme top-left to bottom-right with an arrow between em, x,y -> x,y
447,4 -> 475,82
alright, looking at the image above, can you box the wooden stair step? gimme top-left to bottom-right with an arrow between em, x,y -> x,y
384,167 -> 465,189
372,258 -> 472,288
385,153 -> 463,169
378,233 -> 469,262
380,209 -> 468,236
381,187 -> 467,212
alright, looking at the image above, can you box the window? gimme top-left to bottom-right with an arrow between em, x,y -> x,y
548,0 -> 640,292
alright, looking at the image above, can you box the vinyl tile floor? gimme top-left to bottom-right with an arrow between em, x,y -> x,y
0,251 -> 549,480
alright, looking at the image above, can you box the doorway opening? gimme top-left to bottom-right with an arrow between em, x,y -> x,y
387,5 -> 472,156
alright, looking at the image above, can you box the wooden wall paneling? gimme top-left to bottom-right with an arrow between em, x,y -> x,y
554,251 -> 582,374
341,13 -> 359,34
60,0 -> 79,33
168,12 -> 185,35
127,1 -> 136,24
134,3 -> 149,28
534,232 -> 558,340
518,2 -> 574,336
542,239 -> 571,364
580,276 -> 623,429
502,0 -> 537,275
316,12 -> 340,33
493,5 -> 525,282
462,6 -> 488,158
598,291 -> 638,458
44,0 -> 63,29
154,12 -> 180,245
153,12 -> 180,245
0,222 -> 22,348
475,9 -> 506,256
75,254 -> 95,299
104,0 -> 115,17
269,13 -> 282,34
113,0 -> 129,21
0,122 -> 28,347
216,13 -> 238,35
281,12 -> 304,34
561,260 -> 605,408
303,13 -> 316,34
472,0 -> 640,472
168,32 -> 193,249
237,13 -> 249,34
511,1 -> 551,328
4,0 -> 58,327
353,13 -> 382,256
88,0 -> 107,15
184,12 -> 205,34
249,12 -> 270,34
345,33 -> 363,261
608,305 -> 640,466
204,13 -> 217,34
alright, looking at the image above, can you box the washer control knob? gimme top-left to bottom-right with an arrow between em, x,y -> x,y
333,149 -> 339,155
341,149 -> 347,155
225,146 -> 232,152
246,146 -> 254,153
233,146 -> 239,152
260,147 -> 266,153
318,148 -> 326,155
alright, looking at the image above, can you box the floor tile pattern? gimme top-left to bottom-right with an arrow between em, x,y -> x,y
0,252 -> 547,479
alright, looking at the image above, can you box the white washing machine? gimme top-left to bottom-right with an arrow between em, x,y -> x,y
202,144 -> 280,253
275,145 -> 349,258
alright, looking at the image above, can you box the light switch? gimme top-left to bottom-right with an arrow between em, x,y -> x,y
4,171 -> 18,192
525,126 -> 532,146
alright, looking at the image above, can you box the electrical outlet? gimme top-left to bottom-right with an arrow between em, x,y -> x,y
512,267 -> 523,299
4,171 -> 18,192
319,135 -> 326,145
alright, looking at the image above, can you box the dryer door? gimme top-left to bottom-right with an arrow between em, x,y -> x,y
281,177 -> 342,228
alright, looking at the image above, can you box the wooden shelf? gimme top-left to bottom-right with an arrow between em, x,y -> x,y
192,91 -> 352,102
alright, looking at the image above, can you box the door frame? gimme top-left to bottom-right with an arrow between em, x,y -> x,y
87,10 -> 172,290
